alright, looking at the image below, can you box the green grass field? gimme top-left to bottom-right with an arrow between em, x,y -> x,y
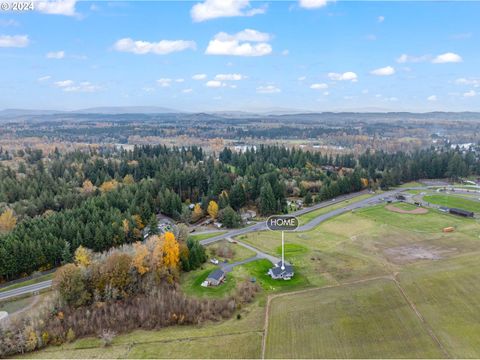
424,194 -> 480,213
180,265 -> 237,298
399,254 -> 480,358
265,279 -> 444,358
205,240 -> 256,262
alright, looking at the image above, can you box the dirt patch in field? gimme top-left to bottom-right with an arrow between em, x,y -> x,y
385,204 -> 428,214
384,245 -> 455,264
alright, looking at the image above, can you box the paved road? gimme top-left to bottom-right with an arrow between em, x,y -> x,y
200,190 -> 371,246
0,280 -> 52,301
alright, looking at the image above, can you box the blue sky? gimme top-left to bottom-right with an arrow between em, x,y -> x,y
0,0 -> 479,112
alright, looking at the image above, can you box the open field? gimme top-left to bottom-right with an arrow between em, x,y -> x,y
424,194 -> 480,213
205,240 -> 256,262
399,254 -> 480,358
385,203 -> 429,214
0,295 -> 35,314
265,279 -> 444,358
397,181 -> 426,188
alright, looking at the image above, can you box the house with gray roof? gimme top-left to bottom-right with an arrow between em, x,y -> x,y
268,261 -> 294,280
205,269 -> 226,286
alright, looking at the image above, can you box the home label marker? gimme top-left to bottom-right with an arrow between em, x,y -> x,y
266,215 -> 299,270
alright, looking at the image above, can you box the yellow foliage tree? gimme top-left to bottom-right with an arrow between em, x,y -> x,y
132,214 -> 144,230
207,200 -> 219,219
0,209 -> 16,233
360,178 -> 369,188
192,203 -> 203,221
123,174 -> 135,185
122,218 -> 130,236
132,242 -> 149,275
81,179 -> 95,193
162,232 -> 180,270
74,245 -> 92,267
99,179 -> 118,193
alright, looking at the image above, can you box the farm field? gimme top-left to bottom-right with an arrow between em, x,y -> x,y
399,254 -> 480,358
205,240 -> 256,262
264,279 -> 444,358
423,194 -> 480,212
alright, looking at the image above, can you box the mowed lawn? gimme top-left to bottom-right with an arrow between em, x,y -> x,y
399,254 -> 480,358
265,279 -> 444,358
423,194 -> 480,213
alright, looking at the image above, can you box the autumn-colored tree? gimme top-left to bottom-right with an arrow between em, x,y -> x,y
99,179 -> 118,193
74,245 -> 92,267
123,174 -> 135,185
162,232 -> 180,270
132,242 -> 149,275
192,203 -> 203,222
54,263 -> 90,307
207,200 -> 219,219
0,209 -> 16,233
122,218 -> 130,237
103,252 -> 133,297
360,178 -> 369,188
81,179 -> 95,193
132,214 -> 144,230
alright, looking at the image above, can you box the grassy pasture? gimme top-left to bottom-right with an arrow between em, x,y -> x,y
188,231 -> 227,242
265,279 -> 444,358
424,194 -> 480,213
399,254 -> 480,358
180,265 -> 237,298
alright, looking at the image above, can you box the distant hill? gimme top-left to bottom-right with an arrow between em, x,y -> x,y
73,106 -> 180,114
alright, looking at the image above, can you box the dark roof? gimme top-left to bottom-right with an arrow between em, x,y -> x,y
271,262 -> 294,277
449,208 -> 474,216
207,269 -> 225,281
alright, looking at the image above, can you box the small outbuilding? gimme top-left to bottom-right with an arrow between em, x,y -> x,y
449,208 -> 474,218
205,269 -> 226,286
268,261 -> 294,280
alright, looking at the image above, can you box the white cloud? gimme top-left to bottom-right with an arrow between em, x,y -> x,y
362,89 -> 369,94
298,76 -> 306,81
46,50 -> 65,59
37,75 -> 51,82
370,66 -> 395,76
377,15 -> 385,23
192,74 -> 207,80
432,52 -> 463,64
396,54 -> 430,63
427,95 -> 437,102
54,79 -> 99,92
206,80 -> 225,88
310,83 -> 328,90
464,90 -> 476,97
35,0 -> 78,16
256,85 -> 280,94
157,78 -> 172,87
205,29 -> 272,57
328,71 -> 358,82
175,78 -> 185,83
191,0 -> 266,22
299,0 -> 329,9
182,88 -> 193,93
0,35 -> 29,48
281,49 -> 289,56
323,91 -> 329,96
456,78 -> 480,87
113,38 -> 196,55
214,73 -> 244,81
54,80 -> 74,88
